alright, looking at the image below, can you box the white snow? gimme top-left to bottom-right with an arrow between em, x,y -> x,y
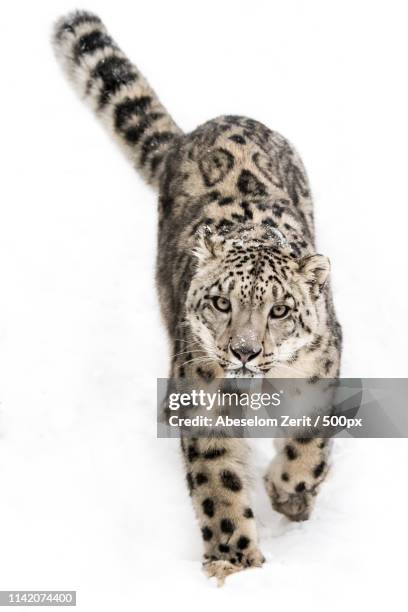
1,0 -> 408,610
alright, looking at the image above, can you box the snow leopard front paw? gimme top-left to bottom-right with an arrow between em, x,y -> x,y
266,480 -> 317,522
203,545 -> 265,586
264,447 -> 329,522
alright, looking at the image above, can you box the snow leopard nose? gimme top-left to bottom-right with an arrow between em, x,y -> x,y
230,345 -> 262,364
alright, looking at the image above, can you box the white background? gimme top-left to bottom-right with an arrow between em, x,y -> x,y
1,0 -> 407,610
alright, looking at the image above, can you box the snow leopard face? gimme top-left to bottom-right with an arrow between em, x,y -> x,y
186,231 -> 330,377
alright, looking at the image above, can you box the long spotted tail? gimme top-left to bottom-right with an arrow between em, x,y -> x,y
53,11 -> 182,188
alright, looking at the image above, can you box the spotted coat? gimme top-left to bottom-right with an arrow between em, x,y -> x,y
54,11 -> 342,584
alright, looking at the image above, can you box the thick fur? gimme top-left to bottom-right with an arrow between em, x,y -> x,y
53,11 -> 182,187
53,11 -> 342,582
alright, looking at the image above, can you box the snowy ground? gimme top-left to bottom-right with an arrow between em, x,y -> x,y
1,0 -> 407,609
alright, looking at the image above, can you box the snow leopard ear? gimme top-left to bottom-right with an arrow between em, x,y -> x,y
299,254 -> 330,296
193,227 -> 219,262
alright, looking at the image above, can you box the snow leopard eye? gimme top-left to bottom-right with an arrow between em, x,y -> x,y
270,304 -> 290,319
212,296 -> 231,313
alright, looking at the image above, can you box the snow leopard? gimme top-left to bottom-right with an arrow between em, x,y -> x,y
53,11 -> 342,584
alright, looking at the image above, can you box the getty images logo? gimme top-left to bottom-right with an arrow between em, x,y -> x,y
167,389 -> 283,411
